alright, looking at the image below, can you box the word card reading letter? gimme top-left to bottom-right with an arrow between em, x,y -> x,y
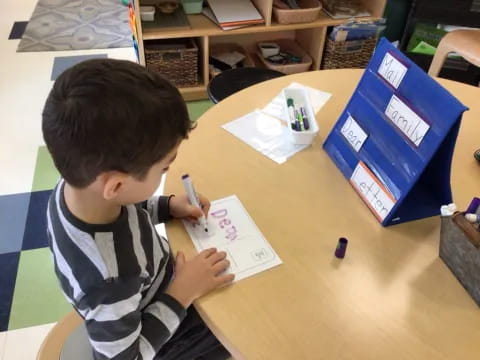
378,52 -> 407,89
341,115 -> 368,152
350,162 -> 396,221
385,95 -> 430,147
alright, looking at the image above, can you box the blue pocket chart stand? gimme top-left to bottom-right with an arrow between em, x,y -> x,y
323,38 -> 468,226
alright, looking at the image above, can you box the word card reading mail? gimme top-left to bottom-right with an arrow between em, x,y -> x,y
378,52 -> 408,89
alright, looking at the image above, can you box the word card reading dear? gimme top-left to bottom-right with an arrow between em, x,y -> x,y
385,95 -> 430,147
340,115 -> 368,152
378,52 -> 408,89
350,162 -> 396,221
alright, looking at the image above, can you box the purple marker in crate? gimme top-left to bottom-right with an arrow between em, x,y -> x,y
466,197 -> 480,214
335,237 -> 348,258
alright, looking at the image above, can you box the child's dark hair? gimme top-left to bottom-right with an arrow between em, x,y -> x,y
42,59 -> 191,188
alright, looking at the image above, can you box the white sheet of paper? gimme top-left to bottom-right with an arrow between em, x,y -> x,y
261,82 -> 332,122
183,195 -> 282,282
378,52 -> 407,89
340,115 -> 368,152
222,110 -> 308,164
350,162 -> 396,221
385,95 -> 430,146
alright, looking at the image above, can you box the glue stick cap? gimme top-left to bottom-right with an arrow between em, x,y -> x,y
440,205 -> 450,217
465,213 -> 478,223
447,203 -> 457,213
334,237 -> 348,259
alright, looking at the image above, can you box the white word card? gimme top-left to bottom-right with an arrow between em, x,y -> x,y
385,95 -> 430,147
378,52 -> 408,89
340,115 -> 368,152
184,195 -> 282,282
350,162 -> 396,221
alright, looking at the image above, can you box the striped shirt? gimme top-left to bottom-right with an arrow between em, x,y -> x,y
46,180 -> 186,360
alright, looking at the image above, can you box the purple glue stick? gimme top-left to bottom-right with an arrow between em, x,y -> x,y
300,107 -> 310,130
335,237 -> 348,259
466,197 -> 480,214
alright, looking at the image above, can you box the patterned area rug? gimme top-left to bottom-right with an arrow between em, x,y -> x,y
18,0 -> 132,52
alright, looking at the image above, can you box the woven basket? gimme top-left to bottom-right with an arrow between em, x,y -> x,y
321,36 -> 377,69
145,38 -> 198,87
257,39 -> 312,75
273,0 -> 322,25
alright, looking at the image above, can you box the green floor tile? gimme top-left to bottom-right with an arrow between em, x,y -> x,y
31,146 -> 60,192
187,100 -> 213,123
8,248 -> 72,330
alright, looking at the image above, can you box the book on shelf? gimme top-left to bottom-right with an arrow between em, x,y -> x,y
204,0 -> 264,30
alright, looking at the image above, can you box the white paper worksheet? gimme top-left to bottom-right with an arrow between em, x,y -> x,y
183,195 -> 282,282
222,110 -> 308,164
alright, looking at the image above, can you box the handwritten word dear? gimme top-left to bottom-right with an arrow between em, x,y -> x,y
211,208 -> 238,241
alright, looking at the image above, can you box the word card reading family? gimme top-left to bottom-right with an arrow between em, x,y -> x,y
183,195 -> 282,282
350,162 -> 396,221
341,115 -> 368,152
378,52 -> 408,89
385,95 -> 430,146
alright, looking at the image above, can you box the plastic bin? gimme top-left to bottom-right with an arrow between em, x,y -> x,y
140,6 -> 155,21
283,87 -> 318,145
181,0 -> 203,14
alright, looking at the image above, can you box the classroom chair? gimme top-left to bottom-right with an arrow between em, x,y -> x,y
207,67 -> 284,103
38,311 -> 236,359
37,311 -> 94,360
428,29 -> 480,80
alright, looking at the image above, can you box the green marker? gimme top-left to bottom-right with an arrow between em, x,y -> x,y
287,98 -> 300,131
295,109 -> 305,131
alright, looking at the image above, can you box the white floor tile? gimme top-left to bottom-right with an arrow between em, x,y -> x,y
3,323 -> 55,360
0,331 -> 7,360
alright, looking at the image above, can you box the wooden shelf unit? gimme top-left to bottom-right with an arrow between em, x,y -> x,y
136,0 -> 386,101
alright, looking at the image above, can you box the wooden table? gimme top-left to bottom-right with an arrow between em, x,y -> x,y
165,69 -> 480,360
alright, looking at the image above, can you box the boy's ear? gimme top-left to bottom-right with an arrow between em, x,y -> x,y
101,172 -> 129,201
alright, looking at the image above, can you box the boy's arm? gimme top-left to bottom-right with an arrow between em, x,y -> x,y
139,196 -> 174,224
78,277 -> 186,360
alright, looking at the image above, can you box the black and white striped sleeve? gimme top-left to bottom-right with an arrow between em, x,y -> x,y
141,196 -> 173,225
78,278 -> 187,360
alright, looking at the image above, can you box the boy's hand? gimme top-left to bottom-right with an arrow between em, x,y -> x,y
169,194 -> 210,222
165,248 -> 235,308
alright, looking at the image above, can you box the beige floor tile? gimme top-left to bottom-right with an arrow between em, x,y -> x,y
3,323 -> 55,360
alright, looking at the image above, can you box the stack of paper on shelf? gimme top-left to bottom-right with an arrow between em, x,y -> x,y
204,0 -> 264,30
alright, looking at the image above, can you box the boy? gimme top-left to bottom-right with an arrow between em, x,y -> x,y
42,59 -> 235,360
